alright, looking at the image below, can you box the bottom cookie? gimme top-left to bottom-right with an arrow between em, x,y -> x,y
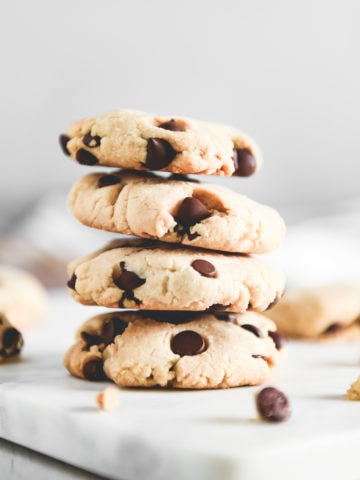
64,310 -> 287,389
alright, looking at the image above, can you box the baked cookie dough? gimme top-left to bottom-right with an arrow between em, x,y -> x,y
264,284 -> 360,340
0,312 -> 23,361
66,239 -> 285,312
59,109 -> 262,177
68,170 -> 285,254
0,265 -> 47,331
63,310 -> 287,389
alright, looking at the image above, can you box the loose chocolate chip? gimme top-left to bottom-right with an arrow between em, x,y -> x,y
67,273 -> 77,290
76,148 -> 99,165
83,133 -> 101,148
323,323 -> 345,335
113,262 -> 145,291
145,138 -> 177,170
256,386 -> 290,422
83,359 -> 105,381
59,134 -> 71,155
171,330 -> 206,356
268,331 -> 287,350
241,324 -> 264,338
191,259 -> 217,278
158,119 -> 184,132
266,295 -> 281,311
101,317 -> 128,344
97,174 -> 121,188
232,148 -> 257,177
81,331 -> 103,349
3,328 -> 22,354
175,197 -> 211,227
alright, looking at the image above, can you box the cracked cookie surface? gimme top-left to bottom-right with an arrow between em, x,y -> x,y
68,170 -> 285,254
59,109 -> 262,176
63,310 -> 287,389
66,239 -> 285,312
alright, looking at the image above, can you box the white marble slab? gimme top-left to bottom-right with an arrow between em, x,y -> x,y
0,290 -> 359,480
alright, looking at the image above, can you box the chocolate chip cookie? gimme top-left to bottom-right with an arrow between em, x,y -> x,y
68,170 -> 285,254
264,284 -> 360,340
59,109 -> 261,176
63,310 -> 287,388
0,265 -> 47,331
66,239 -> 285,312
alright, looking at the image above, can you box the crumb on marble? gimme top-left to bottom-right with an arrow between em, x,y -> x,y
96,386 -> 119,411
344,376 -> 360,401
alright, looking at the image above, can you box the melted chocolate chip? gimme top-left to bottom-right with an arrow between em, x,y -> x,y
158,119 -> 184,131
206,303 -> 231,311
232,148 -> 256,177
101,317 -> 128,344
256,386 -> 290,422
83,133 -> 101,148
59,134 -> 71,155
83,359 -> 105,381
215,313 -> 237,323
268,331 -> 287,350
81,331 -> 103,349
97,174 -> 121,188
323,323 -> 345,335
171,330 -> 206,356
191,259 -> 216,278
266,295 -> 281,311
67,273 -> 77,290
3,328 -> 22,354
145,138 -> 177,170
118,291 -> 142,308
241,324 -> 264,338
144,311 -> 196,324
175,197 -> 211,227
113,262 -> 145,291
76,148 -> 99,165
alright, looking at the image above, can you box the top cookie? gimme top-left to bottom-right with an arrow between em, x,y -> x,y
59,109 -> 262,176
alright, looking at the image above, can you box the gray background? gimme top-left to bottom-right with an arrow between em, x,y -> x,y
1,0 -> 359,226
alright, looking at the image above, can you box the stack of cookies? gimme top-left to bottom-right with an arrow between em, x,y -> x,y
59,110 -> 287,389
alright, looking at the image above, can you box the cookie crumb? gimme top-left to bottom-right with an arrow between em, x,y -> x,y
344,376 -> 360,400
96,386 -> 119,411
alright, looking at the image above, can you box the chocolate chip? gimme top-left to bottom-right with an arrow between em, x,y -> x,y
175,197 -> 211,227
145,138 -> 177,170
101,317 -> 128,344
323,323 -> 344,335
97,174 -> 121,188
76,148 -> 98,165
232,148 -> 257,177
83,133 -> 101,148
158,119 -> 184,131
83,359 -> 105,381
256,386 -> 290,422
241,324 -> 264,338
268,331 -> 287,350
215,313 -> 237,323
144,311 -> 196,324
67,273 -> 77,290
171,330 -> 206,356
3,328 -> 23,354
266,295 -> 281,311
191,259 -> 216,278
81,331 -> 103,349
206,303 -> 231,311
59,134 -> 71,155
113,262 -> 145,291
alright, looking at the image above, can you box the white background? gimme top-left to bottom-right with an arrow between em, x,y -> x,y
1,0 -> 359,226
